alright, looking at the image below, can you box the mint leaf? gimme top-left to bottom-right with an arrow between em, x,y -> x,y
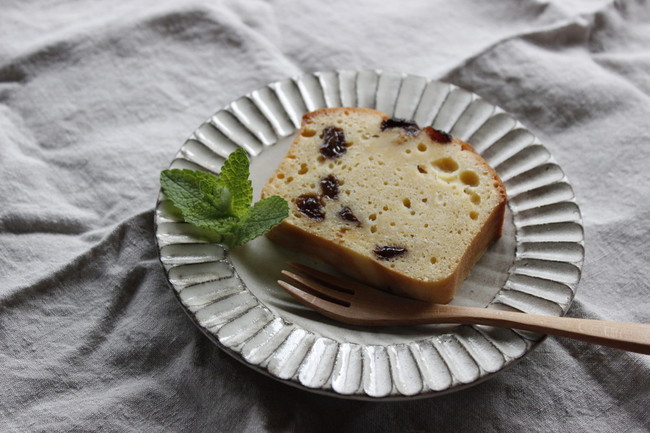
227,195 -> 289,247
160,169 -> 231,220
217,148 -> 253,218
185,202 -> 239,233
160,169 -> 220,212
160,149 -> 288,249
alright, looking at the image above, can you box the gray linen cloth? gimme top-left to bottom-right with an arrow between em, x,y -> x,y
1,1 -> 648,431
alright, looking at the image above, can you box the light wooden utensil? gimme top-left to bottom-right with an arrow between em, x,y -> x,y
278,263 -> 650,355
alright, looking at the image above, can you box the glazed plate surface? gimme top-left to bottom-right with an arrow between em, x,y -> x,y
154,70 -> 584,400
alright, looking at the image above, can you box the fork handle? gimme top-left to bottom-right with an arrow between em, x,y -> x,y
433,306 -> 650,354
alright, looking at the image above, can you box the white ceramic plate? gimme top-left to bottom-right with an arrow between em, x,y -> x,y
154,70 -> 584,400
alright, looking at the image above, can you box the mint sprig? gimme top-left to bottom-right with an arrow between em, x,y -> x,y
160,148 -> 288,248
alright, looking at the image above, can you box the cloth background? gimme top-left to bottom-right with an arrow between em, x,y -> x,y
1,0 -> 649,431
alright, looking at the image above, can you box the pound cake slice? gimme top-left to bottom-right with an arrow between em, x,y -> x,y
262,107 -> 506,303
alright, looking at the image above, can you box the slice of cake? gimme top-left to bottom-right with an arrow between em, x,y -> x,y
262,107 -> 506,303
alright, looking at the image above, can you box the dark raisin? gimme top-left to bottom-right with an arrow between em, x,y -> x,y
423,126 -> 452,143
296,194 -> 325,221
320,174 -> 340,200
380,118 -> 420,135
373,246 -> 408,260
320,126 -> 347,159
338,206 -> 361,226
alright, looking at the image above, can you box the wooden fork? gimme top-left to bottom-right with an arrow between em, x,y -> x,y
278,263 -> 650,355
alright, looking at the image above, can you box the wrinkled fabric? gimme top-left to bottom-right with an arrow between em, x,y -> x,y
1,0 -> 649,432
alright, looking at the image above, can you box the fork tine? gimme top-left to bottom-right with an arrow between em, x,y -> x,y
277,280 -> 352,321
287,262 -> 365,294
281,270 -> 354,304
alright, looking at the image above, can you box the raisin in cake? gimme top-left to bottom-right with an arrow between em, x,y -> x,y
262,107 -> 506,303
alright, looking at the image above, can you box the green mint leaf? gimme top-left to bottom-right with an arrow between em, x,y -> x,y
160,169 -> 232,220
160,149 -> 288,249
217,148 -> 253,218
160,169 -> 218,211
228,195 -> 289,247
190,214 -> 239,234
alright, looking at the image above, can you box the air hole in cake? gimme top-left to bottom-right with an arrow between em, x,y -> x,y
460,170 -> 480,186
432,157 -> 459,173
422,198 -> 428,203
469,211 -> 479,220
465,190 -> 481,205
370,225 -> 377,233
430,257 -> 437,264
369,213 -> 377,221
298,163 -> 308,175
402,198 -> 411,208
405,149 -> 412,154
277,173 -> 285,179
301,129 -> 316,137
417,143 -> 427,152
285,176 -> 294,183
417,165 -> 428,174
